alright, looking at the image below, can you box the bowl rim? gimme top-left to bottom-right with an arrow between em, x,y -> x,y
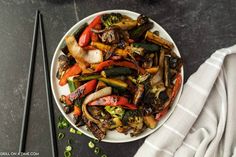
50,9 -> 184,143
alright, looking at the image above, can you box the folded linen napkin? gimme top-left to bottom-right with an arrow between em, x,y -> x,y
135,45 -> 236,157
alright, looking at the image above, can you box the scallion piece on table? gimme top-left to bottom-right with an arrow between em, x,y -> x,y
69,127 -> 76,134
64,151 -> 71,157
57,122 -> 64,129
88,141 -> 95,149
57,132 -> 65,140
58,117 -> 70,129
93,139 -> 99,143
76,130 -> 83,135
94,147 -> 100,154
101,154 -> 107,157
65,145 -> 72,152
62,121 -> 70,128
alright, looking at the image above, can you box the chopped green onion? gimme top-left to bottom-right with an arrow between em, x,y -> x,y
94,147 -> 100,154
58,117 -> 70,129
64,151 -> 71,157
69,128 -> 76,134
93,139 -> 99,143
57,122 -> 64,129
76,130 -> 83,135
70,127 -> 82,135
65,145 -> 72,152
101,154 -> 107,157
62,121 -> 70,128
57,132 -> 65,140
88,141 -> 95,149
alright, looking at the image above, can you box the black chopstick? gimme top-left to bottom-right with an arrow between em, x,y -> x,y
39,13 -> 58,157
19,10 -> 39,153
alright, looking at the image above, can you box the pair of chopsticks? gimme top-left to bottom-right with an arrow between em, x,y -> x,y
19,10 -> 58,157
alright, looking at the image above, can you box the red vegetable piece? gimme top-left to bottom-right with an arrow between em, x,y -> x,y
67,79 -> 97,103
155,108 -> 168,121
78,16 -> 101,47
65,96 -> 73,105
59,63 -> 82,86
91,32 -> 99,42
74,105 -> 82,116
88,95 -> 137,110
155,73 -> 182,120
91,24 -> 101,42
170,73 -> 182,104
95,60 -> 115,72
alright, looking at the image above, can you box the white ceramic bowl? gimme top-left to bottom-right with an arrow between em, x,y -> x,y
50,10 -> 184,143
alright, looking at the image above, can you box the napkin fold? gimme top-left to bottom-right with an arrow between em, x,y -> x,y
135,45 -> 236,157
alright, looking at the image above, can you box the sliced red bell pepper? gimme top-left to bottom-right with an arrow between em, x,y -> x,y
59,63 -> 82,86
91,23 -> 101,42
94,60 -> 145,74
73,105 -> 82,116
78,15 -> 101,47
65,96 -> 73,105
155,107 -> 168,121
94,60 -> 115,72
66,79 -> 97,104
91,32 -> 99,42
88,95 -> 137,110
155,73 -> 182,120
170,73 -> 182,104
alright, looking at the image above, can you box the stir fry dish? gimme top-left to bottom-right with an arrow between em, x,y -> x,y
56,13 -> 183,140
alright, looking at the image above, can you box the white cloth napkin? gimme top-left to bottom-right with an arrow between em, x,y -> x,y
135,45 -> 236,157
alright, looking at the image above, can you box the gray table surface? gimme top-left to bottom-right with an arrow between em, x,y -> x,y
0,0 -> 235,157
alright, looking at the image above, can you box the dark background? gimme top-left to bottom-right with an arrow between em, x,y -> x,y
0,0 -> 235,156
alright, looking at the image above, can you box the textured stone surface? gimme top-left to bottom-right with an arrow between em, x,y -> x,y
0,0 -> 235,156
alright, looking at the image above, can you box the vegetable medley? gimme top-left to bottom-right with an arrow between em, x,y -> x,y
56,13 -> 183,140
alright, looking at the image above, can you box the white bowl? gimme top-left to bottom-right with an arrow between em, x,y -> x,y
50,9 -> 184,143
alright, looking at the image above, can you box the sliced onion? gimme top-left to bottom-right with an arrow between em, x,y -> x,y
65,35 -> 88,72
65,35 -> 87,61
82,87 -> 112,124
150,70 -> 163,86
84,49 -> 103,64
